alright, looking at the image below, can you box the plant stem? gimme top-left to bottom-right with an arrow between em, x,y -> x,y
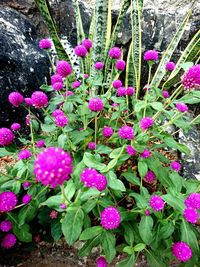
29,108 -> 36,158
34,185 -> 49,200
74,189 -> 82,203
147,65 -> 152,85
95,114 -> 98,152
143,88 -> 149,117
61,185 -> 69,203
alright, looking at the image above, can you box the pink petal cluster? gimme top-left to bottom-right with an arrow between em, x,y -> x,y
126,87 -> 135,96
24,97 -> 32,106
96,256 -> 108,267
74,45 -> 88,57
140,149 -> 150,158
36,140 -> 45,148
60,203 -> 67,209
149,195 -> 165,212
102,126 -> 113,138
52,109 -> 64,118
39,39 -> 52,49
145,209 -> 151,216
95,62 -> 104,70
54,115 -> 69,127
1,233 -> 17,249
31,91 -> 48,108
18,149 -> 32,160
144,171 -> 156,183
171,161 -> 181,172
140,117 -> 154,131
0,192 -> 17,212
22,182 -> 31,189
88,98 -> 104,112
162,90 -> 170,98
185,193 -> 200,209
52,82 -> 63,91
72,81 -> 81,88
50,210 -> 58,219
88,142 -> 96,150
176,103 -> 188,112
118,126 -> 134,140
172,242 -> 192,262
144,50 -> 158,61
115,60 -> 126,71
22,194 -> 32,204
181,64 -> 200,90
8,92 -> 24,107
34,147 -> 73,188
183,207 -> 199,224
117,87 -> 135,97
56,61 -> 72,77
108,47 -> 121,59
51,74 -> 63,85
100,206 -> 121,230
82,39 -> 93,50
126,145 -> 137,156
0,220 -> 13,232
112,80 -> 122,89
11,123 -> 21,131
80,168 -> 107,191
0,128 -> 14,146
165,61 -> 176,71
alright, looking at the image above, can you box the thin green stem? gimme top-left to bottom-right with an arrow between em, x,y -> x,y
75,189 -> 82,203
34,185 -> 49,200
95,114 -> 98,152
143,88 -> 149,117
29,108 -> 36,158
61,185 -> 69,204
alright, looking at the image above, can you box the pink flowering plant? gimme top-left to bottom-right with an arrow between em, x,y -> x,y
0,0 -> 200,266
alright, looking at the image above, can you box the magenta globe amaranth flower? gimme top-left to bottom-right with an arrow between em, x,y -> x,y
144,50 -> 158,61
171,161 -> 181,172
115,60 -> 126,71
84,73 -> 89,79
96,256 -> 108,267
22,181 -> 31,189
176,103 -> 188,112
0,128 -> 14,146
39,39 -> 52,49
24,97 -> 32,106
102,126 -> 113,138
94,62 -> 104,70
31,91 -> 48,108
60,203 -> 67,209
101,207 -> 121,230
117,87 -> 126,97
182,64 -> 200,90
185,193 -> 200,209
11,123 -> 21,131
51,74 -> 63,85
162,90 -> 170,98
88,142 -> 96,150
1,233 -> 17,249
50,210 -> 58,219
126,145 -> 137,156
88,98 -> 104,112
112,80 -> 122,89
36,139 -> 45,148
8,92 -> 24,107
18,149 -> 32,160
56,60 -> 72,77
81,168 -> 98,188
126,87 -> 135,96
118,126 -> 134,140
67,90 -> 74,96
108,47 -> 121,59
140,149 -> 150,158
166,61 -> 176,71
82,39 -> 92,50
95,174 -> 107,191
34,147 -> 73,188
52,82 -> 63,91
72,80 -> 81,88
22,194 -> 32,204
140,117 -> 154,131
144,171 -> 156,183
149,195 -> 165,212
0,220 -> 13,232
172,242 -> 192,262
0,192 -> 17,212
183,207 -> 199,224
52,109 -> 64,118
74,45 -> 88,57
54,115 -> 69,127
145,209 -> 151,216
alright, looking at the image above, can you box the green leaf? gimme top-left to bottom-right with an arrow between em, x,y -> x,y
107,171 -> 126,191
79,234 -> 101,257
51,222 -> 62,241
123,246 -> 135,255
134,243 -> 146,252
109,147 -> 124,159
117,254 -> 135,267
122,171 -> 140,186
147,250 -> 167,267
0,147 -> 15,157
63,102 -> 73,113
138,161 -> 148,177
169,172 -> 183,192
96,145 -> 112,154
162,193 -> 185,213
64,180 -> 76,201
164,136 -> 178,149
82,199 -> 97,213
160,222 -> 175,239
40,84 -> 52,92
13,223 -> 32,243
123,223 -> 135,246
69,130 -> 90,145
101,158 -> 118,173
79,226 -> 103,240
83,152 -> 106,171
41,195 -> 61,210
18,202 -> 38,226
139,215 -> 154,245
102,231 -> 116,263
79,188 -> 100,201
151,102 -> 163,111
181,220 -> 199,253
58,133 -> 67,148
41,123 -> 57,132
129,193 -> 148,209
134,101 -> 146,112
62,207 -> 84,245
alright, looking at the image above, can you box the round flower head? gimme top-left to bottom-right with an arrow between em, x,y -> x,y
11,123 -> 21,131
0,192 -> 17,212
1,233 -> 17,249
176,103 -> 188,113
172,242 -> 192,262
117,87 -> 126,97
54,115 -> 69,127
185,193 -> 200,210
24,97 -> 33,107
22,194 -> 32,204
88,98 -> 104,112
181,64 -> 200,90
22,181 -> 31,189
88,142 -> 96,150
171,161 -> 181,172
126,145 -> 137,156
74,45 -> 88,57
0,128 -> 14,146
72,80 -> 81,88
67,90 -> 74,96
149,195 -> 165,212
84,73 -> 89,79
50,210 -> 58,219
81,168 -> 98,188
96,256 -> 108,267
115,60 -> 126,71
51,74 -> 63,85
0,220 -> 13,232
166,61 -> 176,71
8,92 -> 24,107
52,82 -> 63,91
109,47 -> 121,59
140,149 -> 150,158
95,62 -> 104,70
183,207 -> 199,224
52,109 -> 64,118
118,126 -> 134,140
18,149 -> 32,160
36,140 -> 45,148
112,103 -> 119,107
126,87 -> 135,96
31,91 -> 48,108
56,60 -> 72,77
95,174 -> 107,191
145,209 -> 151,216
162,90 -> 170,98
140,117 -> 154,131
39,39 -> 52,49
144,171 -> 156,183
144,50 -> 158,61
34,147 -> 73,188
101,207 -> 121,230
113,80 -> 122,89
82,39 -> 93,50
102,126 -> 113,138
60,203 -> 67,209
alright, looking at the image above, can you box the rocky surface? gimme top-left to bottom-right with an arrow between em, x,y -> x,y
0,7 -> 50,127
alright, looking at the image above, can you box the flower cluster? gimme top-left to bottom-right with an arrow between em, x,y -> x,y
100,207 -> 121,229
80,168 -> 107,191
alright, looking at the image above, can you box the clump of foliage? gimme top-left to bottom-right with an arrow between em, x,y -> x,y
0,0 -> 200,266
